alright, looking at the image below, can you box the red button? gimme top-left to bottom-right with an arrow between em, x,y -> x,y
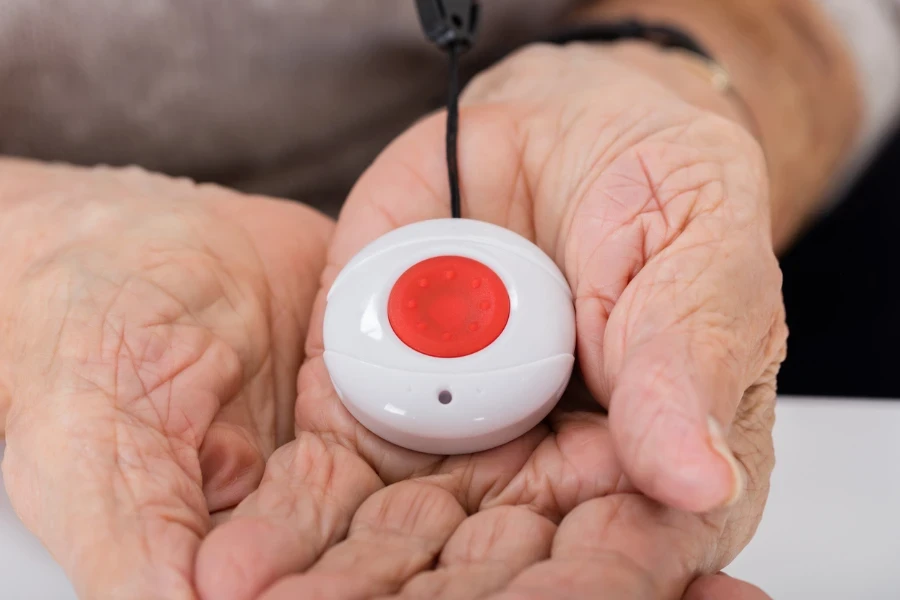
388,256 -> 510,358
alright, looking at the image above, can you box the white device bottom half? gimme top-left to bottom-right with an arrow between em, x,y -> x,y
324,351 -> 575,455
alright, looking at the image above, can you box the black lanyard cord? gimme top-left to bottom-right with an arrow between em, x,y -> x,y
446,43 -> 462,218
415,0 -> 480,219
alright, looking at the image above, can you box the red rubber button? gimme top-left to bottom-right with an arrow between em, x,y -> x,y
388,256 -> 510,358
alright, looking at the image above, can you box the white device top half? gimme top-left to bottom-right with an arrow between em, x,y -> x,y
323,218 -> 576,455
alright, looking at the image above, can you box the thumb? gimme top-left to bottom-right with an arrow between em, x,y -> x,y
3,393 -> 210,600
560,116 -> 787,514
0,271 -> 241,599
602,217 -> 786,514
3,368 -> 220,600
684,573 -> 773,600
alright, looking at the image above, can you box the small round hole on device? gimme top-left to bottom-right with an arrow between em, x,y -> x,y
438,390 -> 453,405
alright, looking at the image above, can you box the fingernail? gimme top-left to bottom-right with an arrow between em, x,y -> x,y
707,416 -> 744,507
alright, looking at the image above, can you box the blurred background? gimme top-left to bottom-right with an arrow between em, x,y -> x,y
779,126 -> 900,399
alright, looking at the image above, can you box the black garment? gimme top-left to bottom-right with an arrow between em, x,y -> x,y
778,127 -> 900,398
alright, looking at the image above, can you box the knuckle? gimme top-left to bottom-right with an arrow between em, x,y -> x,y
271,433 -> 338,494
717,390 -> 777,565
353,480 -> 465,540
442,506 -> 552,564
729,373 -> 778,533
767,305 -> 790,366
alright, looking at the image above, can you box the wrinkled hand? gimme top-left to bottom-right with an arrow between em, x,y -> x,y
196,43 -> 785,599
0,160 -> 332,599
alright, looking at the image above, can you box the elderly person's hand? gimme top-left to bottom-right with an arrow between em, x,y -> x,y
195,42 -> 786,600
0,159 -> 332,599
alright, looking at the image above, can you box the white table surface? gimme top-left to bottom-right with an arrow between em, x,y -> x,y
2,397 -> 899,599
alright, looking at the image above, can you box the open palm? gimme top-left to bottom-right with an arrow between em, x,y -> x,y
0,159 -> 332,599
196,44 -> 785,600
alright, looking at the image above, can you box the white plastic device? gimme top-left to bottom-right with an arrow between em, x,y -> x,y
323,218 -> 576,455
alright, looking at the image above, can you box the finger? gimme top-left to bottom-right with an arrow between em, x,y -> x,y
484,413 -> 627,522
386,506 -> 555,600
491,495 -> 718,600
684,573 -> 773,600
198,419 -> 266,513
488,560 -> 653,600
607,234 -> 785,513
567,136 -> 785,513
209,508 -> 235,528
195,433 -> 382,600
296,316 -> 441,484
203,193 -> 333,448
0,265 -> 250,600
3,394 -> 212,600
227,360 -> 541,600
259,481 -> 466,600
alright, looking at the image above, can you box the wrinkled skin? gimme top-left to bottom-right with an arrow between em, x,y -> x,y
195,45 -> 786,600
0,43 -> 785,600
0,162 -> 332,597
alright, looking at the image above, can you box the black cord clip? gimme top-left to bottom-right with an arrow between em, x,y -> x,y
416,0 -> 480,52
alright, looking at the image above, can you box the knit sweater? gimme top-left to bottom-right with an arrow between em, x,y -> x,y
0,1 -> 896,212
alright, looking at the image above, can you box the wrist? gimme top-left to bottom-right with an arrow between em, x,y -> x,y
565,0 -> 863,251
600,42 -> 757,137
